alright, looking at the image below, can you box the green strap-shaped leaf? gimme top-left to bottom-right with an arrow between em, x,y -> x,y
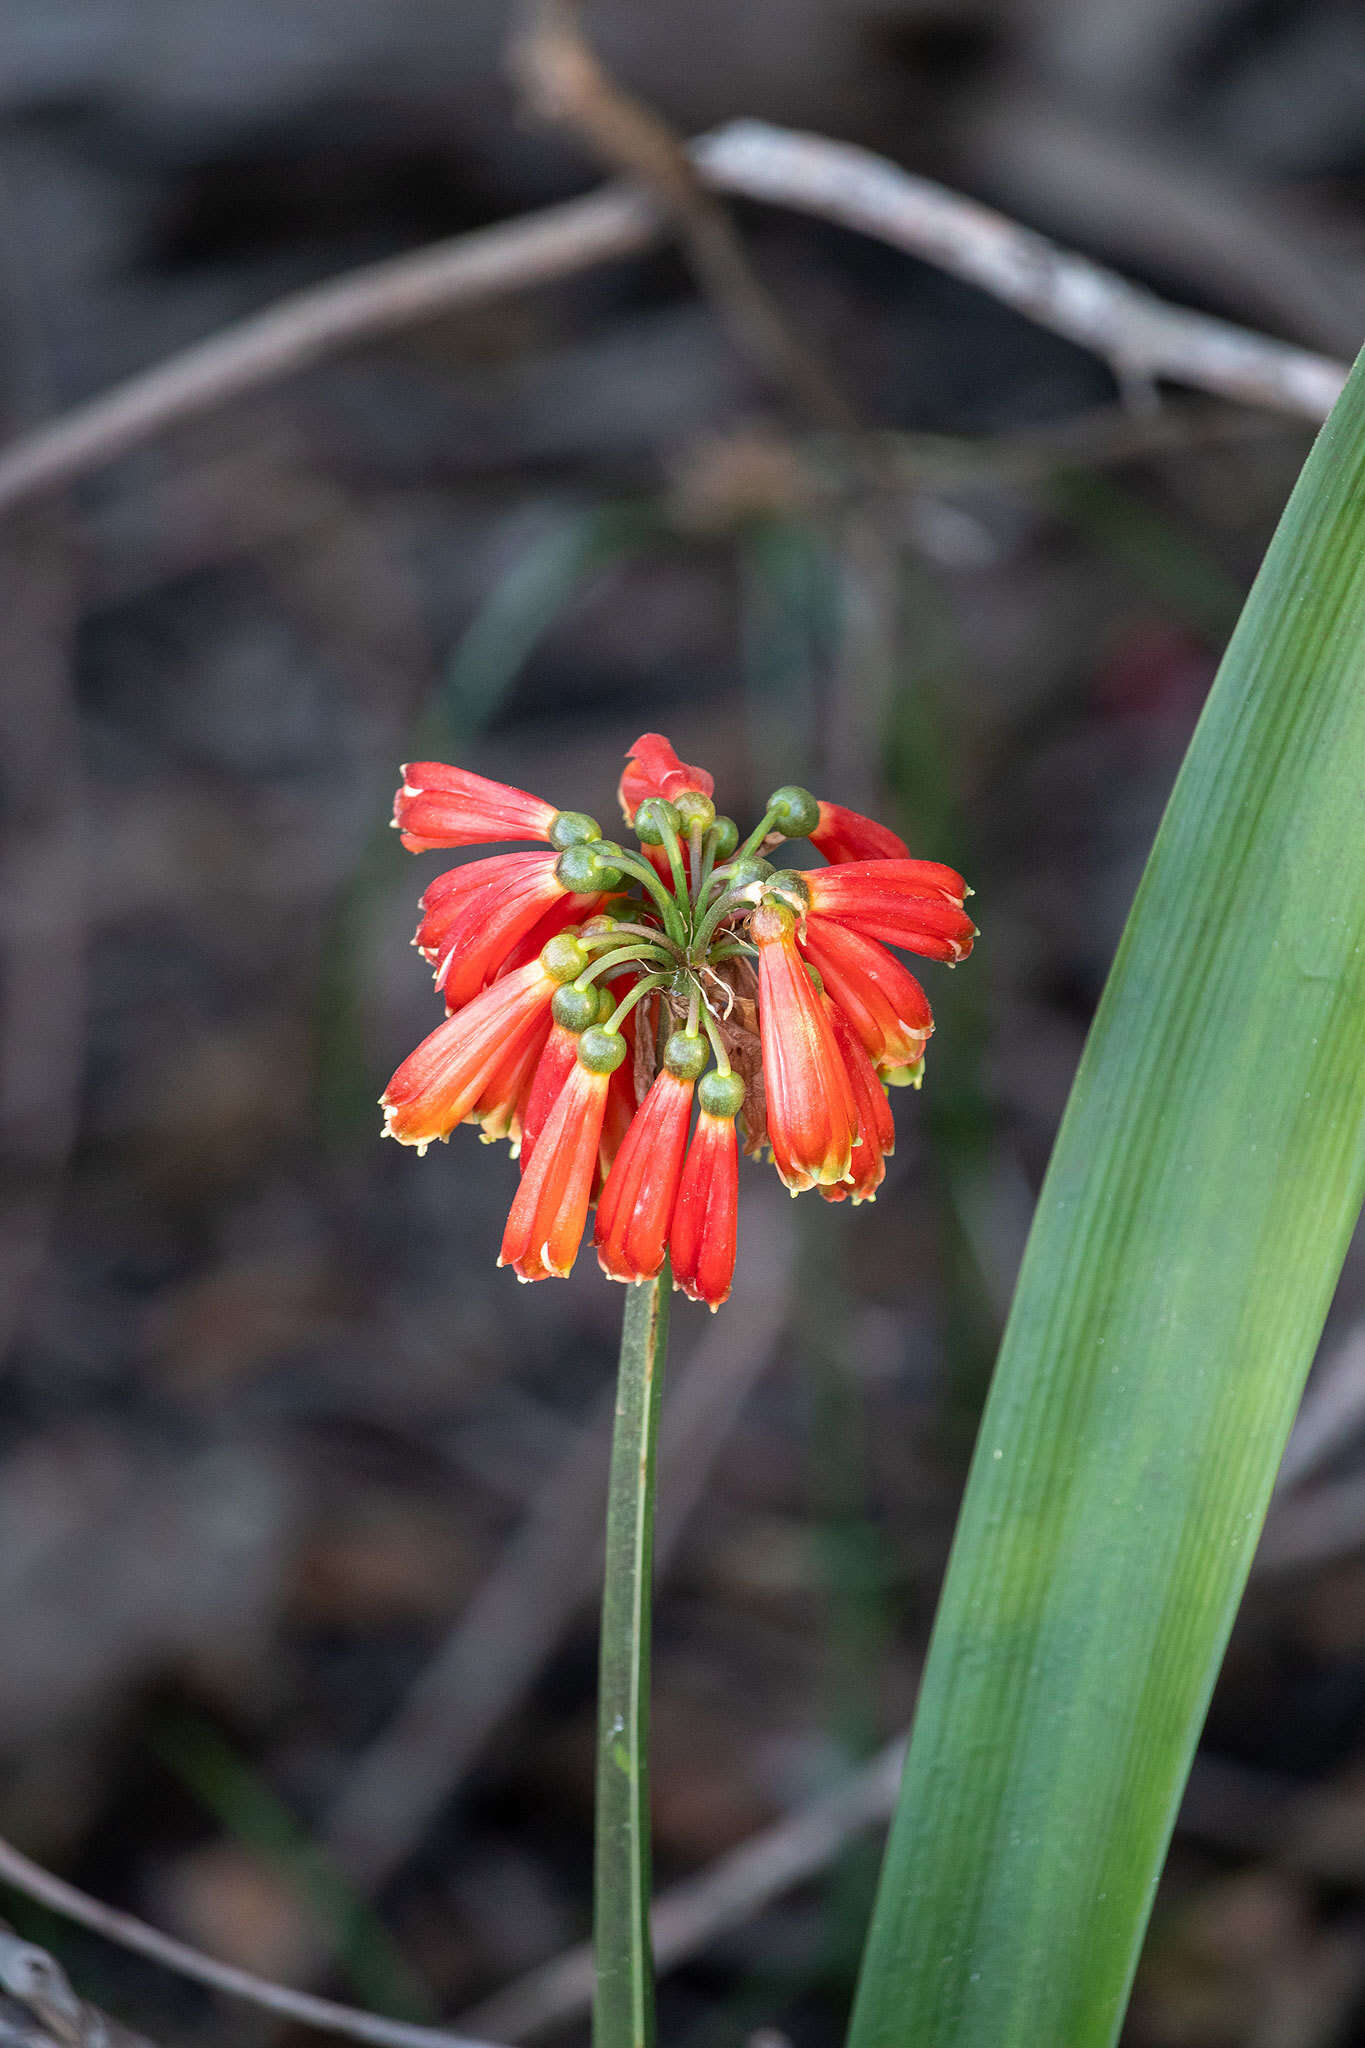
848,352 -> 1365,2048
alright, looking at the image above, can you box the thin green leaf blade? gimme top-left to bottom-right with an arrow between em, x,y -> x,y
848,351 -> 1365,2048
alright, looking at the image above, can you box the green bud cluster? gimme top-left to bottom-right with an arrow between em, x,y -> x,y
548,777 -> 822,1111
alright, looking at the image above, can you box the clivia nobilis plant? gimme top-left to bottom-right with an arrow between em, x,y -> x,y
381,732 -> 977,1306
379,729 -> 975,2048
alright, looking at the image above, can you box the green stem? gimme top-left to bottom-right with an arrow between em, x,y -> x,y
607,971 -> 672,1035
586,921 -> 676,954
690,888 -> 750,958
656,811 -> 690,913
689,823 -> 709,906
733,803 -> 780,862
601,846 -> 686,940
575,945 -> 675,990
699,1002 -> 732,1075
594,1273 -> 669,2048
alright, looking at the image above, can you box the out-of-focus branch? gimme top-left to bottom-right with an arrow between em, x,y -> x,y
459,1736 -> 910,2043
508,2 -> 856,429
0,1841 -> 492,2048
0,121 -> 1347,517
695,125 -> 1350,420
457,1727 -> 1348,2045
0,1921 -> 158,2048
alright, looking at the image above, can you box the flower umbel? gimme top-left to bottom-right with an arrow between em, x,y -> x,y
381,737 -> 976,1306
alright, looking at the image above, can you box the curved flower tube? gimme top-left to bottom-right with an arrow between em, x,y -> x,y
500,1040 -> 619,1281
395,760 -> 558,851
470,1015 -> 552,1151
418,852 -> 571,1011
804,861 -> 977,963
798,915 -> 934,1071
595,1067 -> 696,1283
381,956 -> 561,1151
670,1073 -> 743,1310
518,1020 -> 583,1171
752,901 -> 858,1192
598,1043 -> 641,1189
809,801 -> 910,865
819,999 -> 896,1204
618,732 -> 714,824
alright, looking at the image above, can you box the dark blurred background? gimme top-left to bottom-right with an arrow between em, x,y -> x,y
4,3 -> 1365,2045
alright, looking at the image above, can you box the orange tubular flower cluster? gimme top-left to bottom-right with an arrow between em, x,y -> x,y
380,733 -> 976,1308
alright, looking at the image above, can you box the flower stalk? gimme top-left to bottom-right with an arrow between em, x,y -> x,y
594,1272 -> 669,2048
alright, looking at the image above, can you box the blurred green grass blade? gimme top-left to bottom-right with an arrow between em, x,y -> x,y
440,500 -> 666,740
150,1713 -> 433,2021
847,348 -> 1365,2048
1050,468 -> 1246,642
739,517 -> 840,785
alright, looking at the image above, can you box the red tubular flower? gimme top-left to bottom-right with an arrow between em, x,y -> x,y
500,1034 -> 623,1281
517,1020 -> 581,1169
798,915 -> 933,1071
595,1068 -> 695,1283
618,732 -> 714,824
752,901 -> 857,1192
381,956 -> 560,1150
384,737 -> 977,1294
819,1001 -> 895,1204
809,801 -> 909,865
469,1014 -> 552,1150
670,1071 -> 743,1310
598,1042 -> 640,1189
495,893 -> 610,982
803,861 -> 977,963
417,852 -> 570,1011
395,761 -> 558,851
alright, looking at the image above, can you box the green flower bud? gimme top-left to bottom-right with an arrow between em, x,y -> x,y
721,855 -> 773,891
699,1068 -> 745,1118
548,809 -> 602,850
556,844 -> 623,894
551,983 -> 600,1032
766,784 -> 820,838
578,1026 -> 628,1075
540,932 -> 591,983
674,791 -> 716,833
663,1030 -> 709,1082
710,815 -> 740,860
633,797 -> 682,846
766,869 -> 812,916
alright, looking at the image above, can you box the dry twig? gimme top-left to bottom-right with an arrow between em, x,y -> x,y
459,1736 -> 909,2042
0,1841 -> 492,2048
0,1922 -> 157,2048
509,3 -> 855,428
0,124 -> 1346,517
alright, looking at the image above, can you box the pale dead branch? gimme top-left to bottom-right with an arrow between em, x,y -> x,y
0,124 -> 1346,518
0,1840 -> 494,2048
510,2 -> 855,427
